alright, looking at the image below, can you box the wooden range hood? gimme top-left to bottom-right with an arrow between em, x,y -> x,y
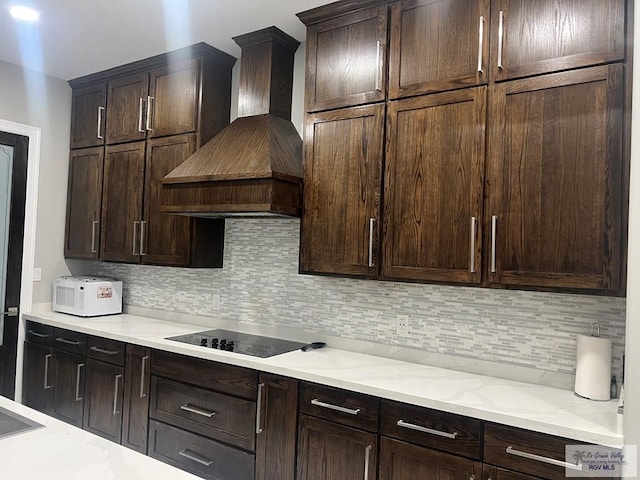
162,27 -> 302,217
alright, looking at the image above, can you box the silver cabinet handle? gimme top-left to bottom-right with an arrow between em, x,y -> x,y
140,220 -> 147,256
75,363 -> 84,401
178,449 -> 214,467
490,215 -> 497,273
368,217 -> 375,268
138,97 -> 145,133
113,374 -> 122,415
97,106 -> 105,139
364,444 -> 372,480
89,345 -> 119,355
43,354 -> 53,390
132,221 -> 140,255
311,398 -> 361,416
56,337 -> 81,346
477,16 -> 485,74
28,330 -> 48,338
256,382 -> 265,434
139,355 -> 149,398
374,41 -> 382,92
506,446 -> 583,471
180,403 -> 217,418
397,419 -> 458,439
470,476 -> 476,480
497,11 -> 504,69
146,96 -> 154,131
91,220 -> 99,253
470,216 -> 477,273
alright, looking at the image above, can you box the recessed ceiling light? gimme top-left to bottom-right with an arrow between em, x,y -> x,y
10,5 -> 40,22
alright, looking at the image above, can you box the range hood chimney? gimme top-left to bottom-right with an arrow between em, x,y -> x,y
162,27 -> 302,217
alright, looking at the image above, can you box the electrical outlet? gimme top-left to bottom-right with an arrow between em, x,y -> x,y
396,315 -> 409,336
33,267 -> 42,282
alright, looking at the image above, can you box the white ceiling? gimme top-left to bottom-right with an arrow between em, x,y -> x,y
0,0 -> 332,81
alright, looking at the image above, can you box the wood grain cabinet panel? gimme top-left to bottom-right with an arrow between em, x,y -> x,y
487,65 -> 623,291
22,341 -> 54,413
490,0 -> 625,82
122,344 -> 151,454
389,0 -> 490,99
379,437 -> 481,480
100,141 -> 146,263
383,87 -> 487,284
302,5 -> 388,112
70,83 -> 107,148
64,147 -> 103,259
482,465 -> 547,480
300,103 -> 384,277
82,358 -> 125,443
105,73 -> 149,145
51,350 -> 85,428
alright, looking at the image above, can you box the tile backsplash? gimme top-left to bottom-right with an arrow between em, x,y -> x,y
87,218 -> 626,385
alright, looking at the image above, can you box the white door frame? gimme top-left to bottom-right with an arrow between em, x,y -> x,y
0,118 -> 40,401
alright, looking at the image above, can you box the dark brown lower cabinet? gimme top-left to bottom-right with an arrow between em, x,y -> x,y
22,341 -> 54,412
51,350 -> 85,428
482,465 -> 540,480
121,344 -> 150,454
379,436 -> 481,480
297,414 -> 378,480
148,419 -> 255,480
255,373 -> 298,480
82,358 -> 124,443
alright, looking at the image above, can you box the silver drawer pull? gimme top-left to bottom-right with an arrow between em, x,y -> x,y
89,345 -> 119,355
506,446 -> 583,471
28,330 -> 49,338
113,374 -> 122,415
256,382 -> 265,434
397,419 -> 458,439
311,398 -> 361,416
180,404 -> 217,418
75,363 -> 84,401
178,449 -> 214,467
364,444 -> 372,480
139,355 -> 149,399
43,354 -> 53,390
56,337 -> 81,346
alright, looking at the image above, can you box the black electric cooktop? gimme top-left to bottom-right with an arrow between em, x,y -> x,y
165,329 -> 308,358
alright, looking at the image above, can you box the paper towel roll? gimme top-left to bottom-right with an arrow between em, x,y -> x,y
574,334 -> 612,401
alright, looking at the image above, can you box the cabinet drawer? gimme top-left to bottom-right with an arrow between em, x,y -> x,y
87,336 -> 125,366
149,376 -> 256,450
25,321 -> 54,346
52,328 -> 87,355
300,382 -> 378,432
381,399 -> 482,460
484,424 -> 595,480
148,419 -> 255,480
151,350 -> 258,400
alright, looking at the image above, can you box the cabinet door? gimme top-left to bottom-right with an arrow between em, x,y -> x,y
255,374 -> 298,480
389,0 -> 489,99
482,465 -> 541,480
83,358 -> 125,443
379,437 -> 481,480
70,84 -> 107,148
142,134 -> 196,265
300,104 -> 384,276
305,5 -> 387,112
487,65 -> 623,291
22,342 -> 54,413
100,141 -> 145,263
106,73 -> 149,144
490,0 -> 625,82
383,87 -> 486,284
64,147 -> 103,259
51,350 -> 85,428
122,344 -> 150,454
148,58 -> 200,138
297,415 -> 378,480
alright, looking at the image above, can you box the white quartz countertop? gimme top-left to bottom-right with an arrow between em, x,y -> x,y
0,395 -> 200,480
24,311 -> 623,448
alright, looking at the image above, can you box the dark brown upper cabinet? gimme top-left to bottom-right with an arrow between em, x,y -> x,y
70,84 -> 107,149
486,64 -> 623,291
299,3 -> 388,112
64,147 -> 104,260
388,0 -> 490,99
300,103 -> 385,277
490,0 -> 625,82
106,73 -> 149,145
383,87 -> 486,284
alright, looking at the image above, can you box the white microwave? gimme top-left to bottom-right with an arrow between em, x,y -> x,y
53,276 -> 123,317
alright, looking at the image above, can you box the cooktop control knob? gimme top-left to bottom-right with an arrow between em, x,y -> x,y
200,338 -> 208,347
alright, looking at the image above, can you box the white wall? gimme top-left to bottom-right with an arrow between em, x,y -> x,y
0,60 -> 72,304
